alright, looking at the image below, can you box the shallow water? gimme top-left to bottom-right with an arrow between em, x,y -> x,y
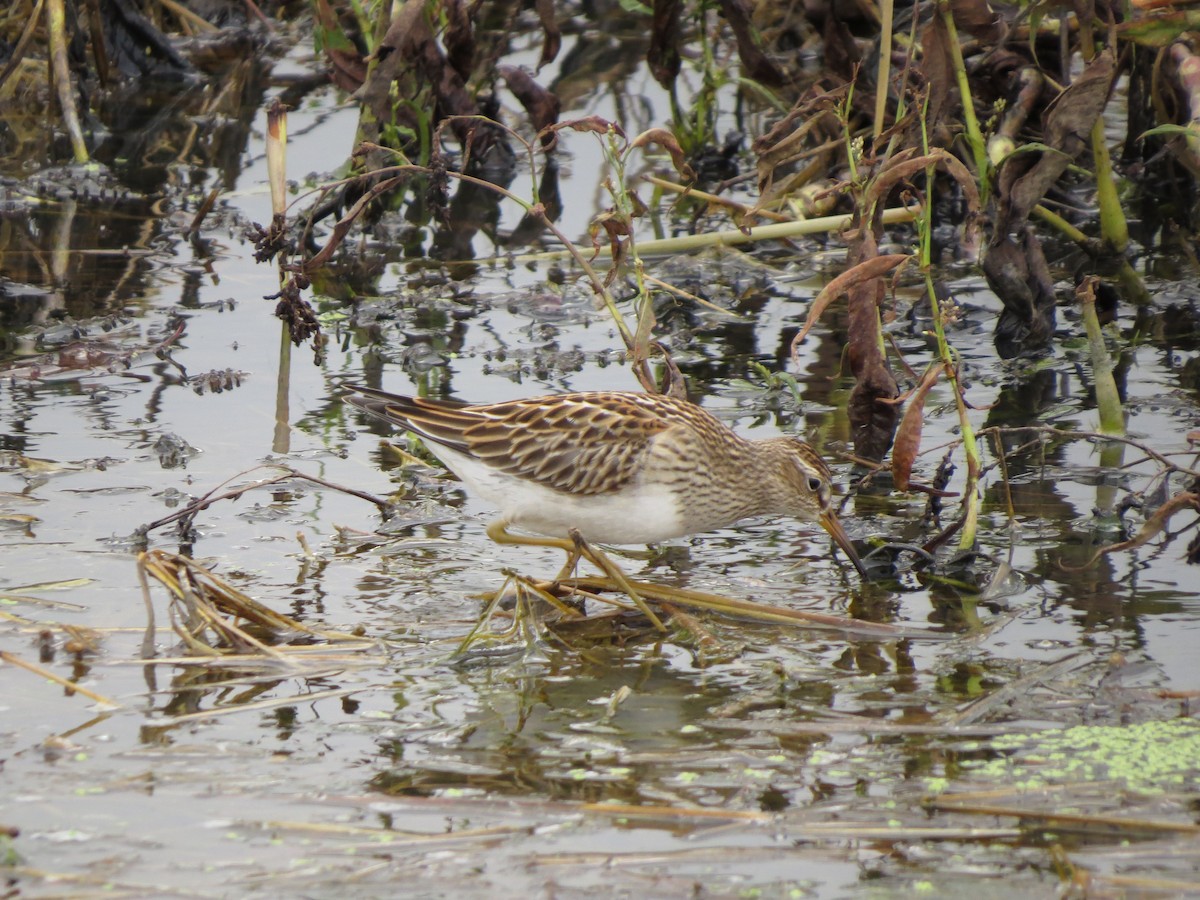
3,19 -> 1200,900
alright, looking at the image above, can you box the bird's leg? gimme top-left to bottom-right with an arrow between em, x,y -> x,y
485,521 -> 668,634
566,527 -> 667,634
551,530 -> 586,585
486,520 -> 578,553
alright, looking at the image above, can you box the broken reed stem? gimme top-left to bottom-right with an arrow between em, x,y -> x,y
0,650 -> 119,708
514,207 -> 916,262
46,0 -> 89,163
1033,204 -> 1150,305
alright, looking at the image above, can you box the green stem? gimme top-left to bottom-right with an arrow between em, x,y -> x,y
919,102 -> 980,551
47,0 -> 89,164
875,0 -> 895,138
515,207 -> 917,262
605,131 -> 656,373
1090,119 -> 1129,253
1034,204 -> 1151,306
1079,284 -> 1125,436
939,1 -> 988,201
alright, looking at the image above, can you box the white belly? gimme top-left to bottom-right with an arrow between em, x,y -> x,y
430,444 -> 685,544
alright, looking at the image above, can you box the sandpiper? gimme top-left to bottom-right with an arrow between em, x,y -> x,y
345,385 -> 866,582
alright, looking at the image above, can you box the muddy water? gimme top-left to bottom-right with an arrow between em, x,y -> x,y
2,26 -> 1200,900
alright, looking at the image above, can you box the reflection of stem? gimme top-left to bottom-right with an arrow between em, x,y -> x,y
1095,441 -> 1126,517
49,196 -> 75,299
1078,276 -> 1125,437
46,0 -> 89,163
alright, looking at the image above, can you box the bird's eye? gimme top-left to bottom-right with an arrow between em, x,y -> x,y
807,475 -> 822,493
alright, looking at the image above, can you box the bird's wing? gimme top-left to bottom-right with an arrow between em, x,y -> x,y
345,386 -> 475,453
346,387 -> 682,496
461,394 -> 676,496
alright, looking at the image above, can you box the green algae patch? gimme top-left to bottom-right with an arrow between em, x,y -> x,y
953,719 -> 1200,794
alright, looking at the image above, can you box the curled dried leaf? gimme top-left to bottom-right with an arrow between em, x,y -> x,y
534,0 -> 561,70
892,366 -> 943,491
1064,492 -> 1200,570
630,128 -> 697,182
866,148 -> 982,249
791,254 -> 910,354
557,116 -> 625,139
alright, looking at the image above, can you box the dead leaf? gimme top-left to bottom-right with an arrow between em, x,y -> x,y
630,128 -> 696,181
791,254 -> 910,351
892,366 -> 943,491
1063,492 -> 1200,570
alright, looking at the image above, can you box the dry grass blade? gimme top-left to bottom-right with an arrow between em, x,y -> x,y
514,207 -> 917,261
579,802 -> 771,821
1060,491 -> 1200,571
105,646 -> 379,667
150,686 -> 365,726
790,253 -> 909,353
0,590 -> 86,610
552,576 -> 948,639
4,866 -> 209,898
528,825 -> 1021,866
138,550 -> 365,659
941,651 -> 1090,727
0,649 -> 120,708
927,798 -> 1200,836
248,819 -> 528,843
703,717 -> 1029,736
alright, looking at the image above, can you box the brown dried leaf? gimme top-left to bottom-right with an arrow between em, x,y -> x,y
891,366 -> 943,491
866,148 -> 982,246
717,0 -> 786,88
534,0 -> 561,71
822,12 -> 862,82
498,66 -> 561,140
443,0 -> 474,80
919,15 -> 955,129
949,0 -> 1004,40
1067,492 -> 1200,570
589,212 -> 630,273
997,50 -> 1114,231
630,128 -> 696,181
557,116 -> 625,140
648,0 -> 683,88
790,254 -> 910,353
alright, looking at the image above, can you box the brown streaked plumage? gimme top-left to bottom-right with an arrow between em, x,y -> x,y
345,385 -> 864,575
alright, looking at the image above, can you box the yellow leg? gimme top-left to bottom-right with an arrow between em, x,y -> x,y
551,531 -> 585,584
485,521 -> 668,633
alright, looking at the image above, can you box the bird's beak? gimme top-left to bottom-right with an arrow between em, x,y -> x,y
820,510 -> 868,578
